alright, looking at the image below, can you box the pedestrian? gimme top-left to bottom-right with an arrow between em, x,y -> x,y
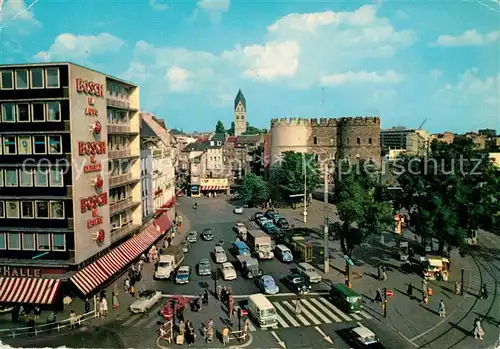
480,284 -> 488,299
473,318 -> 484,340
33,306 -> 41,319
130,284 -> 135,298
69,310 -> 77,329
377,265 -> 382,280
422,279 -> 428,294
438,299 -> 446,317
222,327 -> 230,345
84,298 -> 90,313
375,288 -> 383,303
99,297 -> 105,317
407,283 -> 414,299
124,278 -> 130,293
295,298 -> 301,314
113,291 -> 119,310
382,266 -> 387,281
203,290 -> 209,306
178,320 -> 185,335
216,284 -> 222,301
455,281 -> 461,296
187,320 -> 195,345
228,296 -> 235,318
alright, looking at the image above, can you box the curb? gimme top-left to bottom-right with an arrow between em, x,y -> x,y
155,332 -> 254,349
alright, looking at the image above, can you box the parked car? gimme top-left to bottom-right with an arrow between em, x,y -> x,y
258,275 -> 280,295
262,221 -> 278,235
275,218 -> 290,229
339,324 -> 387,348
201,228 -> 214,241
257,216 -> 270,227
198,258 -> 212,276
186,231 -> 198,243
129,290 -> 162,313
283,274 -> 311,294
181,242 -> 190,253
265,211 -> 280,220
175,266 -> 191,284
234,206 -> 244,214
234,222 -> 248,234
252,212 -> 264,221
296,262 -> 322,283
221,262 -> 237,280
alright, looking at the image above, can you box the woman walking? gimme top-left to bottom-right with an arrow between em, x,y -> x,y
438,300 -> 446,317
112,291 -> 119,310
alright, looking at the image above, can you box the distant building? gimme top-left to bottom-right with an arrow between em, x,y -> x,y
431,131 -> 455,144
234,90 -> 247,136
489,153 -> 500,168
479,129 -> 496,138
223,134 -> 265,180
381,127 -> 431,156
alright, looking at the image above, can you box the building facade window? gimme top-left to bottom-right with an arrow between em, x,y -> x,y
48,136 -> 62,154
3,136 -> 16,154
52,234 -> 66,251
1,71 -> 14,90
33,136 -> 47,154
37,233 -> 50,250
20,169 -> 33,187
0,233 -> 5,249
46,102 -> 61,121
18,136 -> 32,154
6,201 -> 19,218
50,201 -> 64,219
49,168 -> 64,187
368,137 -> 373,145
15,69 -> 29,89
5,169 -> 18,186
46,68 -> 60,88
0,201 -> 4,218
35,201 -> 49,218
32,103 -> 45,122
21,201 -> 34,218
23,233 -> 35,250
30,68 -> 44,89
1,104 -> 15,122
17,104 -> 30,122
313,136 -> 318,145
8,233 -> 20,250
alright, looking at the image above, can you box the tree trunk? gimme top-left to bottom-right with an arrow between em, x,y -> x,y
340,237 -> 348,256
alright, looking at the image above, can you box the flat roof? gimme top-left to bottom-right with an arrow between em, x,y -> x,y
0,62 -> 138,87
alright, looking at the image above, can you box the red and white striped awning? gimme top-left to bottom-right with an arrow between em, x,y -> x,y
153,213 -> 172,233
200,186 -> 227,191
70,224 -> 162,296
0,277 -> 62,304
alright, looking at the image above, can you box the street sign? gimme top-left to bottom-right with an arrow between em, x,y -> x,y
386,289 -> 394,297
343,255 -> 354,266
239,309 -> 248,317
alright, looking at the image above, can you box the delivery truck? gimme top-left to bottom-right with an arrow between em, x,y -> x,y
247,230 -> 274,260
154,246 -> 185,279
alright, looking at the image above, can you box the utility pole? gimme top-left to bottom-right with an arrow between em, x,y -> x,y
323,162 -> 329,273
303,153 -> 307,223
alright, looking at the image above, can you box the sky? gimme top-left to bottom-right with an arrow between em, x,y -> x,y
0,0 -> 499,133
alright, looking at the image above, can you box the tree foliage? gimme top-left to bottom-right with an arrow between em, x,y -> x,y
239,173 -> 270,206
215,120 -> 225,133
394,136 -> 500,250
269,151 -> 322,204
228,121 -> 263,136
331,161 -> 393,256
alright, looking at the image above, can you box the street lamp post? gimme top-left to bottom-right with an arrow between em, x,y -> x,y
303,154 -> 307,224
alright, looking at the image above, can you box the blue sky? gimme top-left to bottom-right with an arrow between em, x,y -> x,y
1,0 -> 499,133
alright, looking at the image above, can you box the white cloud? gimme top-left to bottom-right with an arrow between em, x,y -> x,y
0,0 -> 40,29
197,0 -> 230,12
149,0 -> 168,11
33,33 -> 124,61
434,30 -> 500,46
165,66 -> 193,92
320,71 -> 401,85
435,68 -> 500,105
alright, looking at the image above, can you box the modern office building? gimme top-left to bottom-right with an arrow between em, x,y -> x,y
380,127 -> 431,156
0,63 -> 171,308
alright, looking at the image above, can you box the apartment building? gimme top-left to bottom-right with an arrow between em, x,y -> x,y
139,113 -> 176,225
0,63 -> 168,307
380,127 -> 431,156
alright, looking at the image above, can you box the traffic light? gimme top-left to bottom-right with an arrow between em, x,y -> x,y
383,287 -> 387,300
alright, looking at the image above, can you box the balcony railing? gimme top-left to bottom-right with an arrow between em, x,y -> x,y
108,124 -> 134,134
108,148 -> 138,159
111,223 -> 141,243
109,198 -> 140,215
109,173 -> 140,188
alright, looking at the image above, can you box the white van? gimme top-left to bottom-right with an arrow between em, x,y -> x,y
214,246 -> 228,263
247,294 -> 278,328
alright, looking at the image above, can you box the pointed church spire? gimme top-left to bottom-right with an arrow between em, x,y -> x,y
234,89 -> 246,111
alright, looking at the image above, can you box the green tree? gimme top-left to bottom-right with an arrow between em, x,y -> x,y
243,123 -> 262,135
215,120 -> 225,133
239,173 -> 270,206
269,151 -> 322,204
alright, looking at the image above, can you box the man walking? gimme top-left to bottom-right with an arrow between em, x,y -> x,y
438,300 -> 446,317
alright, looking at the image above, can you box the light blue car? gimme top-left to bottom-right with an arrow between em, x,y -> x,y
258,275 -> 280,295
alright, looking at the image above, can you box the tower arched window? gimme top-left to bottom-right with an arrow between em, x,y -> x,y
368,137 -> 373,145
357,137 -> 361,145
313,136 -> 318,145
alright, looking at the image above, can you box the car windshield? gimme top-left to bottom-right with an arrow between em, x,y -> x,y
348,296 -> 361,302
263,277 -> 275,286
260,308 -> 276,317
293,277 -> 305,283
178,271 -> 189,276
223,265 -> 233,271
158,262 -> 170,268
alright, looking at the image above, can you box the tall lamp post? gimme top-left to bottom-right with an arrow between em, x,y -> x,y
303,154 -> 307,223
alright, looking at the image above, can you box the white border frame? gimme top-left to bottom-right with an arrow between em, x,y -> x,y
19,168 -> 33,187
32,135 -> 47,155
15,69 -> 29,90
30,68 -> 45,89
31,103 -> 46,122
22,233 -> 36,251
7,233 -> 21,250
46,101 -> 61,122
45,67 -> 60,89
3,136 -> 17,155
36,233 -> 51,251
5,200 -> 20,219
17,135 -> 32,155
48,135 -> 63,155
34,168 -> 49,187
1,103 -> 16,123
21,200 -> 35,219
0,70 -> 14,90
49,167 -> 64,187
4,168 -> 18,187
34,200 -> 49,219
49,200 -> 65,219
51,233 -> 66,251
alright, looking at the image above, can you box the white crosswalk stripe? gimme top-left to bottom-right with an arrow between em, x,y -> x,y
300,299 -> 332,324
309,297 -> 341,322
274,302 -> 300,327
282,300 -> 310,326
291,299 -> 321,325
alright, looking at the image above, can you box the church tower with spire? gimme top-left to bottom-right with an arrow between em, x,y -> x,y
234,89 -> 247,136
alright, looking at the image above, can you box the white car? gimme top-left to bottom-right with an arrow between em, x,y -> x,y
129,290 -> 162,314
214,246 -> 228,263
234,222 -> 247,235
234,207 -> 244,214
221,262 -> 237,280
296,262 -> 322,283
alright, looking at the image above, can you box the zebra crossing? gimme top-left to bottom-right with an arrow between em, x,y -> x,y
116,296 -> 373,331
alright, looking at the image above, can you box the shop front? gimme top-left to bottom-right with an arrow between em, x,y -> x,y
199,178 -> 229,197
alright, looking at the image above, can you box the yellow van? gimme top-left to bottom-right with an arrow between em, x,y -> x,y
247,294 -> 278,328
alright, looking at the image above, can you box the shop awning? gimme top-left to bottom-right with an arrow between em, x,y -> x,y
154,213 -> 172,233
201,185 -> 226,190
0,277 -> 62,304
70,224 -> 162,296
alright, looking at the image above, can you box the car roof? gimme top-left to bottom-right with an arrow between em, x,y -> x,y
188,231 -> 197,234
298,262 -> 313,268
200,258 -> 210,263
236,222 -> 245,226
178,266 -> 190,272
215,246 -> 225,252
262,275 -> 274,281
352,326 -> 376,338
222,262 -> 233,267
203,228 -> 212,232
